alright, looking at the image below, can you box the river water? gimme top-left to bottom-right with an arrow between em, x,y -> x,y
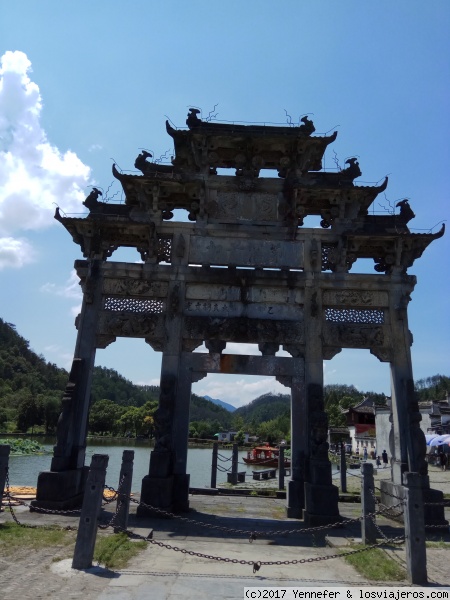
3,437 -> 261,491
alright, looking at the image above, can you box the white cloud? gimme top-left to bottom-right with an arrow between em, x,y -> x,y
40,269 -> 82,316
0,51 -> 92,268
40,269 -> 81,299
136,378 -> 161,387
193,375 -> 288,408
43,345 -> 74,370
0,236 -> 35,269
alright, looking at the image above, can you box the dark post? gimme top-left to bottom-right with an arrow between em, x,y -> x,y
72,454 -> 109,570
230,443 -> 238,485
278,445 -> 285,491
0,445 -> 10,506
361,462 -> 377,544
403,472 -> 427,585
210,442 -> 218,489
114,450 -> 134,534
340,442 -> 347,493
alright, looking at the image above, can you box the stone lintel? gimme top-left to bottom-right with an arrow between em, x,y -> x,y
184,352 -> 304,378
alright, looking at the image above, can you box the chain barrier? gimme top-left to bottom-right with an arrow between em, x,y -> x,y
2,469 -> 78,530
216,464 -> 231,473
126,492 -> 405,539
102,476 -> 125,505
345,470 -> 363,479
106,519 -> 404,573
372,483 -> 404,501
2,476 -> 410,575
217,453 -> 232,462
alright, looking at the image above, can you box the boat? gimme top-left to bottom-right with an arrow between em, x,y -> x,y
243,444 -> 291,468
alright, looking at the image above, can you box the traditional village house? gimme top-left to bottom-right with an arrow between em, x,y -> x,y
343,396 -> 376,457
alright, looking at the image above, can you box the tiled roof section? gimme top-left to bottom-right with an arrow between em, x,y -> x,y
350,396 -> 375,414
351,405 -> 375,414
329,427 -> 349,434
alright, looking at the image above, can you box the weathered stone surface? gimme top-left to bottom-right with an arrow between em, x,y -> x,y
50,109 -> 444,564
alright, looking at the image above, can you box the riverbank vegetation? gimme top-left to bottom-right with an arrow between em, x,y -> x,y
1,319 -> 449,443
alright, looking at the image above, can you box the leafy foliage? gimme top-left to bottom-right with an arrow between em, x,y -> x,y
0,317 -> 448,442
415,374 -> 450,401
0,438 -> 47,455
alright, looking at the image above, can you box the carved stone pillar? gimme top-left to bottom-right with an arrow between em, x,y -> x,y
138,277 -> 191,515
302,283 -> 340,525
380,287 -> 448,528
287,370 -> 308,518
33,259 -> 103,510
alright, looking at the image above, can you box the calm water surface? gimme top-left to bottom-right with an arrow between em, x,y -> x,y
4,437 -> 257,491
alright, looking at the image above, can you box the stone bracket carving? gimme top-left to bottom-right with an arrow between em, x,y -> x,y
191,371 -> 207,383
276,375 -> 292,388
322,346 -> 342,360
370,347 -> 393,363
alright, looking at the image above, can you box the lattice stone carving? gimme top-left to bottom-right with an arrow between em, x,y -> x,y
325,308 -> 384,324
104,297 -> 165,314
158,237 -> 172,263
321,243 -> 338,272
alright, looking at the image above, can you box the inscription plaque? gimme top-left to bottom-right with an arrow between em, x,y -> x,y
189,237 -> 304,269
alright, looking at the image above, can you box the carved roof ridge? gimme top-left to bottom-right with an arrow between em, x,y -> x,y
405,223 -> 445,239
166,118 -> 338,142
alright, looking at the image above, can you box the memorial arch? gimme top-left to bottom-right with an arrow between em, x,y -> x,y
33,110 -> 445,525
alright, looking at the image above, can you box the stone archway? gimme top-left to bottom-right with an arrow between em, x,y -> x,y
33,109 -> 445,527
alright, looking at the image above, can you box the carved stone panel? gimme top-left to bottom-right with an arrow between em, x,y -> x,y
98,312 -> 166,340
211,191 -> 279,222
185,300 -> 303,321
323,322 -> 385,349
188,237 -> 304,269
323,289 -> 389,307
103,278 -> 168,298
186,285 -> 241,302
183,316 -> 304,345
186,284 -> 303,305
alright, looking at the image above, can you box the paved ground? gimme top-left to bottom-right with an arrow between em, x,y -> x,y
1,465 -> 449,599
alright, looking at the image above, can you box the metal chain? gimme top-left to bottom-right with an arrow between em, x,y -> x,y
107,520 -> 405,573
127,492 -> 405,540
217,453 -> 232,462
99,478 -> 127,529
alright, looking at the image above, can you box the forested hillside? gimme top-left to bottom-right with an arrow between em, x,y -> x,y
0,318 -> 449,441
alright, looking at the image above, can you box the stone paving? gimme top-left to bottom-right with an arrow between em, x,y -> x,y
1,467 -> 450,598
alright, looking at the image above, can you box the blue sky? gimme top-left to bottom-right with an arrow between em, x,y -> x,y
0,1 -> 449,407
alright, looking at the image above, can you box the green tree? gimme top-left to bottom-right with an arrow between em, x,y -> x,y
234,429 -> 246,445
89,399 -> 124,435
118,406 -> 144,437
17,395 -> 43,433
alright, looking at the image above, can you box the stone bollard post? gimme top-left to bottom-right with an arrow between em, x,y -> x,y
403,472 -> 427,585
230,443 -> 238,485
114,450 -> 134,534
361,462 -> 377,544
340,443 -> 347,493
72,454 -> 109,570
278,445 -> 285,491
0,445 -> 10,508
210,442 -> 218,489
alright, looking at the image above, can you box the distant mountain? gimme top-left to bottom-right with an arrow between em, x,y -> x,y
234,393 -> 290,423
203,395 -> 236,412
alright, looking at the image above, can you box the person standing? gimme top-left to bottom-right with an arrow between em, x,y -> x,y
382,449 -> 388,468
